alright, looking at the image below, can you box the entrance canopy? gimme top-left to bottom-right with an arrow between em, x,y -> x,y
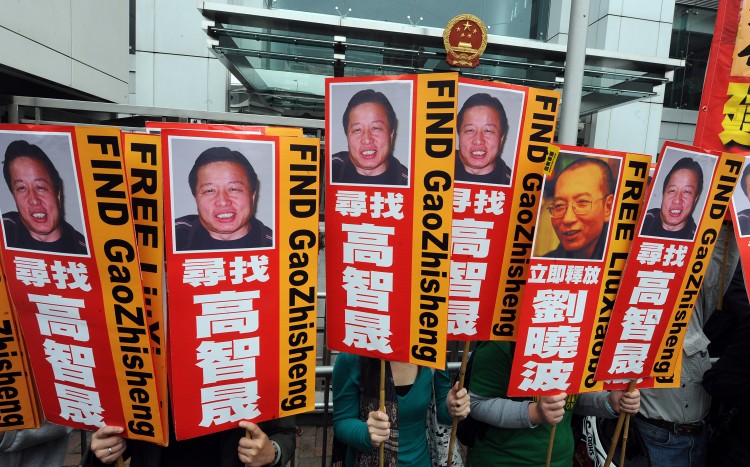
199,2 -> 683,120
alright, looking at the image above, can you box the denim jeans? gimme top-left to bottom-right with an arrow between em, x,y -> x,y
633,417 -> 706,467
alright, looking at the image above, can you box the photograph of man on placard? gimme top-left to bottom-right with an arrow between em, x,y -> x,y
640,151 -> 714,241
454,85 -> 524,186
0,134 -> 88,255
328,82 -> 412,186
169,138 -> 275,252
733,160 -> 750,237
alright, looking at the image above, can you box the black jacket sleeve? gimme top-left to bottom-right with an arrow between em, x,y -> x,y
259,415 -> 296,466
703,317 -> 750,407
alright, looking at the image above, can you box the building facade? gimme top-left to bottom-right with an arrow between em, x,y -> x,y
0,0 -> 716,159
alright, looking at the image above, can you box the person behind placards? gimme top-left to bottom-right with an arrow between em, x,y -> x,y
632,222 -> 738,467
641,157 -> 703,240
174,146 -> 273,251
88,414 -> 296,467
735,163 -> 750,236
543,157 -> 615,260
701,260 -> 750,466
332,353 -> 470,466
0,420 -> 73,467
2,139 -> 87,254
465,342 -> 641,467
455,92 -> 512,185
330,89 -> 408,185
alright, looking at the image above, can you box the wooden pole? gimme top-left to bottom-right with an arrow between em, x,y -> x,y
447,341 -> 472,467
603,411 -> 626,467
379,359 -> 386,467
546,424 -> 557,467
604,380 -> 637,467
619,414 -> 631,467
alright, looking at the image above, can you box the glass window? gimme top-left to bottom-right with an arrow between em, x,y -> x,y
267,0 -> 550,41
664,5 -> 716,110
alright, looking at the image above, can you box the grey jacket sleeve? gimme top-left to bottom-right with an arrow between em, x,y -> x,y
0,421 -> 72,451
468,390 -> 537,429
574,391 -> 616,419
0,422 -> 73,467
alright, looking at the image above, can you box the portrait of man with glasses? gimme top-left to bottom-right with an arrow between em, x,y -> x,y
542,156 -> 615,260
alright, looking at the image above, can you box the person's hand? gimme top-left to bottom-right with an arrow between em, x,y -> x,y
609,389 -> 640,415
530,392 -> 567,425
238,422 -> 277,466
366,410 -> 390,447
446,381 -> 470,419
90,425 -> 126,464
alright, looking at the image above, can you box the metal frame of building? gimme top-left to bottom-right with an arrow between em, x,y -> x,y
199,2 -> 684,118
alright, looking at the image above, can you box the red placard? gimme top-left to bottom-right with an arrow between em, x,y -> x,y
694,0 -> 750,302
163,130 -> 319,440
145,121 -> 303,137
507,147 -> 651,396
693,0 -> 748,153
0,125 -> 166,444
448,78 -> 560,341
597,143 -> 743,383
325,73 -> 457,369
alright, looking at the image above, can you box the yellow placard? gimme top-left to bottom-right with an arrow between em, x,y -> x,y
75,127 -> 166,445
277,137 -> 320,416
409,73 -> 458,369
122,132 -> 169,443
490,88 -> 560,340
0,261 -> 41,431
651,152 -> 745,378
578,153 -> 651,393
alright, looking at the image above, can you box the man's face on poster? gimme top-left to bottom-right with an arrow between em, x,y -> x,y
9,156 -> 63,242
345,102 -> 395,176
659,168 -> 699,232
458,105 -> 507,176
194,161 -> 255,241
549,164 -> 613,258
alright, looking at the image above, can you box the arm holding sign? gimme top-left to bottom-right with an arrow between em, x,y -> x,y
89,417 -> 295,466
573,390 -> 641,419
466,341 -> 576,466
332,353 -> 379,452
0,421 -> 73,467
443,377 -> 471,422
239,417 -> 296,467
89,426 -> 126,465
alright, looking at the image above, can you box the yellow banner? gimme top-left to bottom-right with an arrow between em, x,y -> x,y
122,132 -> 169,442
265,127 -> 304,137
0,261 -> 41,431
578,153 -> 651,393
409,73 -> 458,368
75,127 -> 166,445
277,137 -> 320,416
491,88 -> 560,340
651,152 -> 745,379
